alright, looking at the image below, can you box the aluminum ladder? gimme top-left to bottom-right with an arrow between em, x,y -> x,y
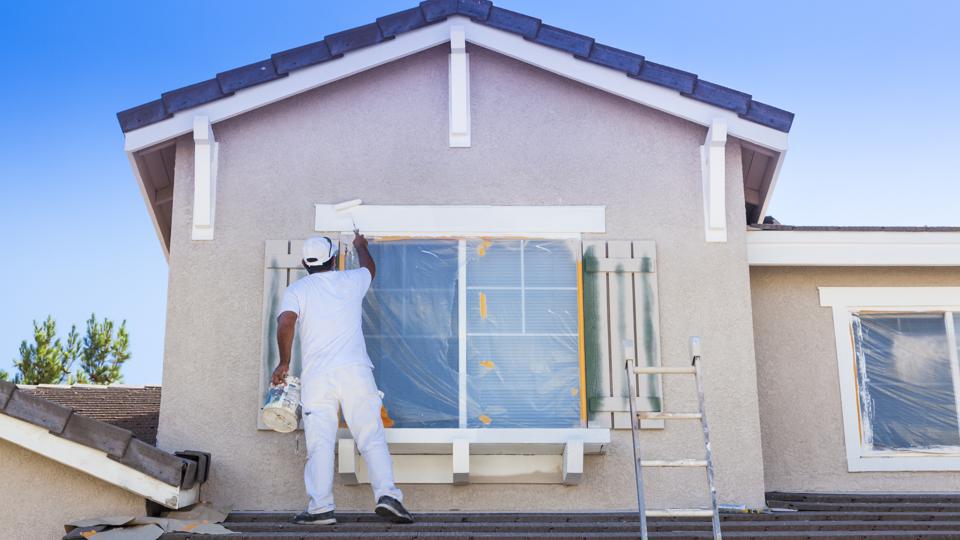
625,336 -> 721,540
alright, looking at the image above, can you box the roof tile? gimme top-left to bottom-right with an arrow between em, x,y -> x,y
532,24 -> 594,57
325,23 -> 385,57
217,59 -> 285,94
457,0 -> 493,20
581,43 -> 644,76
377,7 -> 430,38
116,100 -> 170,133
420,0 -> 457,21
271,40 -> 337,75
631,61 -> 697,94
0,380 -> 14,409
116,2 -> 794,133
110,438 -> 188,487
741,100 -> 795,133
161,79 -> 230,115
684,79 -> 751,114
4,390 -> 73,433
23,386 -> 160,444
58,412 -> 133,458
478,6 -> 540,39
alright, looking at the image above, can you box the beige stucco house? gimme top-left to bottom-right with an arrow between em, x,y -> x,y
4,1 -> 960,537
116,0 -> 960,512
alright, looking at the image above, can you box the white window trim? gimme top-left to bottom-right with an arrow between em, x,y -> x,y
316,202 -> 605,236
819,287 -> 960,471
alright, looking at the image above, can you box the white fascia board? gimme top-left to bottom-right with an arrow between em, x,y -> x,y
748,230 -> 960,266
461,18 -> 788,153
122,17 -> 788,155
316,203 -> 605,234
0,413 -> 198,508
819,286 -> 960,309
123,21 -> 454,153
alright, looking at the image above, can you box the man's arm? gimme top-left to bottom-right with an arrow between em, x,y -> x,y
271,311 -> 298,385
354,233 -> 376,280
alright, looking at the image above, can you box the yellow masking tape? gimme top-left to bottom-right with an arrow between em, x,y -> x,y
478,414 -> 492,425
477,238 -> 492,256
479,292 -> 488,320
479,360 -> 495,369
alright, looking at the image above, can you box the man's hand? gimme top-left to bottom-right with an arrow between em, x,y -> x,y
271,362 -> 290,386
353,233 -> 368,249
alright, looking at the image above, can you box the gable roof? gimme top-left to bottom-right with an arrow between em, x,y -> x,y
116,0 -> 793,134
0,381 -> 204,508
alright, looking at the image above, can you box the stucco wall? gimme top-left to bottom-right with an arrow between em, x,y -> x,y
0,440 -> 144,539
751,266 -> 960,492
158,44 -> 766,511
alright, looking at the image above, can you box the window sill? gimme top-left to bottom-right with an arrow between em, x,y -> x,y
335,427 -> 610,485
849,452 -> 960,472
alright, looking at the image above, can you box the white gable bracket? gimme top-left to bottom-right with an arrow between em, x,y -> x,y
449,26 -> 471,147
701,119 -> 727,243
192,116 -> 219,241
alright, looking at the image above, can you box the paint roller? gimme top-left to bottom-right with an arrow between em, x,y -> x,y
334,198 -> 363,235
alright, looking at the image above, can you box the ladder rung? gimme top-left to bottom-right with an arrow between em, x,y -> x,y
641,459 -> 707,467
646,509 -> 715,517
637,412 -> 702,420
633,366 -> 696,374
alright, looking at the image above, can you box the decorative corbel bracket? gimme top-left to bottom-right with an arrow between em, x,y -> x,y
701,118 -> 727,242
449,26 -> 471,147
192,116 -> 219,240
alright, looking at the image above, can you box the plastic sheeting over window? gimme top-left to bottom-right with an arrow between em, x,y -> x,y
349,238 -> 582,429
852,312 -> 960,453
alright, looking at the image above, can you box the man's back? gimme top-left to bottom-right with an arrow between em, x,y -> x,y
280,268 -> 373,390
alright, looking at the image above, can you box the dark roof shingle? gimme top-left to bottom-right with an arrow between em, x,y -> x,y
19,385 -> 160,445
116,1 -> 794,134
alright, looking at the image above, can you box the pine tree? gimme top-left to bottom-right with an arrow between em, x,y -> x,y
79,314 -> 130,384
12,317 -> 81,384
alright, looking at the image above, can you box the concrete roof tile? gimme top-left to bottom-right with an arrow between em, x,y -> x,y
377,7 -> 431,38
532,24 -> 594,57
581,43 -> 644,76
161,79 -> 230,115
324,22 -> 385,57
4,390 -> 73,433
217,59 -> 285,94
271,40 -> 337,75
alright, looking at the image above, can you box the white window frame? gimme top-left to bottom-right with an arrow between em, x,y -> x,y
820,287 -> 960,471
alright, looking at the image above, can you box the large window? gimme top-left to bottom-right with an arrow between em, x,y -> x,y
352,238 -> 583,429
820,287 -> 960,471
852,312 -> 960,452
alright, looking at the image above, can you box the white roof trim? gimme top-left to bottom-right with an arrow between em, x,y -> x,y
747,230 -> 960,266
0,413 -> 198,508
122,17 -> 789,154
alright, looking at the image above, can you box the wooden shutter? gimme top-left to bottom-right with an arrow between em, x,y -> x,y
582,240 -> 663,429
257,240 -> 311,428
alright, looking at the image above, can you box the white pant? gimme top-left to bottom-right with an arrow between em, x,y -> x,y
302,364 -> 402,513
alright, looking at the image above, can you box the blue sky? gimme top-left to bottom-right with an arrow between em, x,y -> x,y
1,1 -> 957,385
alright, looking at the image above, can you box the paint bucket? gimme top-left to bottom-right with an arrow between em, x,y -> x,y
261,375 -> 302,433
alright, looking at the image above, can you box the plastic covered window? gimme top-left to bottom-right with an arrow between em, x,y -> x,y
350,238 -> 583,429
852,312 -> 960,452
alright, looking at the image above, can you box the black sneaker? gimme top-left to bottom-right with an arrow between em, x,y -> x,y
374,495 -> 414,524
293,510 -> 336,525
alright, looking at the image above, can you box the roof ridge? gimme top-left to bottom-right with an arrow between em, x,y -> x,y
117,0 -> 793,133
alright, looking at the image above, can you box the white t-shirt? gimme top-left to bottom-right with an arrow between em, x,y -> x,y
278,268 -> 373,401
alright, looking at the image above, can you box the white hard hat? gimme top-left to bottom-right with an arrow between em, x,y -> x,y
302,236 -> 339,267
